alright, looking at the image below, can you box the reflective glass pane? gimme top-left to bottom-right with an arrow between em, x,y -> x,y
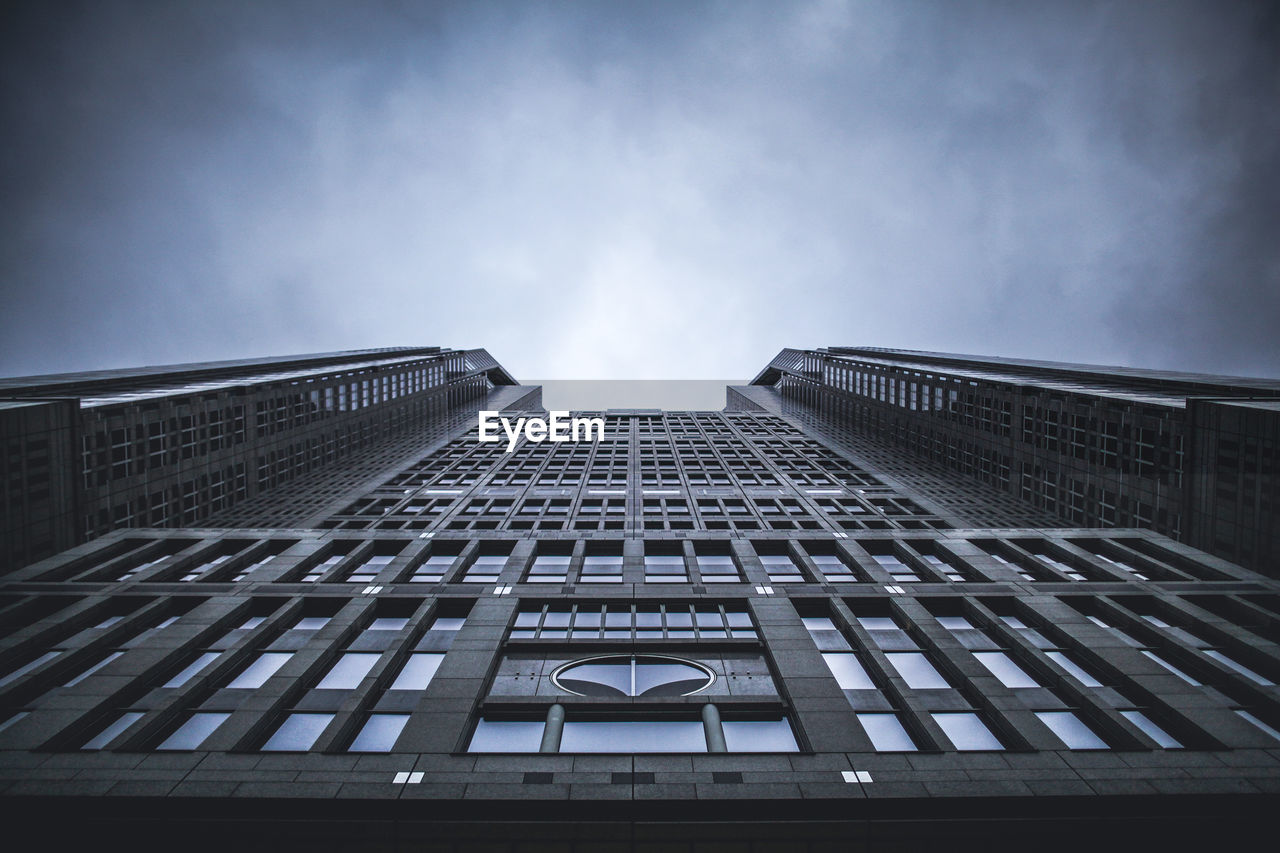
389,653 -> 444,690
858,713 -> 917,752
973,652 -> 1038,688
316,653 -> 379,690
1120,710 -> 1181,749
1035,711 -> 1107,750
158,712 -> 230,750
1045,651 -> 1102,687
83,711 -> 144,750
262,713 -> 333,751
468,719 -> 545,752
932,712 -> 1002,750
560,720 -> 707,753
349,714 -> 409,752
163,652 -> 220,689
722,719 -> 799,752
821,653 -> 876,690
227,652 -> 293,689
886,653 -> 949,689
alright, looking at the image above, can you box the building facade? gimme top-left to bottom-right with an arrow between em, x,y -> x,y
0,347 -> 1278,850
0,347 -> 532,573
738,347 -> 1280,576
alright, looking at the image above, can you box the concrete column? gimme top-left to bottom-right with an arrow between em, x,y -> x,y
540,703 -> 565,753
702,703 -> 727,753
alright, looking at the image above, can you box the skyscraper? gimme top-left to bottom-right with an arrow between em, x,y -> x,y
1,347 -> 1277,850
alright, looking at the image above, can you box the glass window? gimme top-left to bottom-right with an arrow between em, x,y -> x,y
821,653 -> 876,690
973,652 -> 1039,688
722,719 -> 799,752
1120,710 -> 1181,749
468,719 -> 546,752
1035,711 -> 1108,750
0,712 -> 29,735
83,711 -> 144,750
65,651 -> 124,686
1141,651 -> 1200,685
227,652 -> 293,689
163,652 -> 220,688
858,713 -> 917,752
932,712 -> 1002,751
157,712 -> 230,751
389,653 -> 444,690
262,713 -> 334,751
885,653 -> 949,689
1203,650 -> 1273,686
560,720 -> 707,753
316,653 -> 379,690
0,651 -> 61,688
294,617 -> 330,630
1235,710 -> 1280,742
368,617 -> 408,632
1044,651 -> 1102,687
349,714 -> 409,752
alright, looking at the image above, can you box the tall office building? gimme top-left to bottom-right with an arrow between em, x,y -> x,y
0,347 -> 1277,850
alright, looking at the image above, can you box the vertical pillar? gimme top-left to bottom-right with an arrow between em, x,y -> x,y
540,703 -> 565,753
702,703 -> 727,753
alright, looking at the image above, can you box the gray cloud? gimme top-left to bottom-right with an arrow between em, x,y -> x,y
2,0 -> 1276,380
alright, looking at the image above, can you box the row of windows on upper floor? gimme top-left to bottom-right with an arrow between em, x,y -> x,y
0,603 -> 468,753
78,355 -> 456,408
33,533 -> 1237,588
795,596 -> 1280,753
4,593 -> 1278,755
808,364 -> 1185,469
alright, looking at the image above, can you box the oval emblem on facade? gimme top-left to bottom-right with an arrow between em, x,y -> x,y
551,654 -> 715,697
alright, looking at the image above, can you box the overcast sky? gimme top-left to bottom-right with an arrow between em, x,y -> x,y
2,0 -> 1276,382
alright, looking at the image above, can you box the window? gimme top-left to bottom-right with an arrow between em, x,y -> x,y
163,652 -> 220,688
262,713 -> 333,751
528,554 -> 571,584
561,720 -> 707,753
1120,710 -> 1181,749
580,554 -> 623,583
758,554 -> 804,584
931,712 -> 1002,751
316,652 -> 379,689
157,712 -> 230,750
0,651 -> 61,688
857,713 -> 917,752
972,652 -> 1039,689
1203,650 -> 1273,686
464,554 -> 507,583
1044,652 -> 1102,687
227,652 -> 292,689
347,554 -> 393,583
809,553 -> 856,582
388,653 -> 444,690
1141,650 -> 1201,685
721,719 -> 799,752
468,719 -> 546,753
885,652 -> 948,689
873,554 -> 918,583
349,714 -> 409,752
1035,711 -> 1107,750
1235,710 -> 1280,743
411,554 -> 456,583
821,653 -> 875,689
65,652 -> 124,686
83,711 -> 144,750
645,554 -> 687,583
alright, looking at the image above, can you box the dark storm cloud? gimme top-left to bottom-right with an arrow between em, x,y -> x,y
1,0 -> 1276,380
